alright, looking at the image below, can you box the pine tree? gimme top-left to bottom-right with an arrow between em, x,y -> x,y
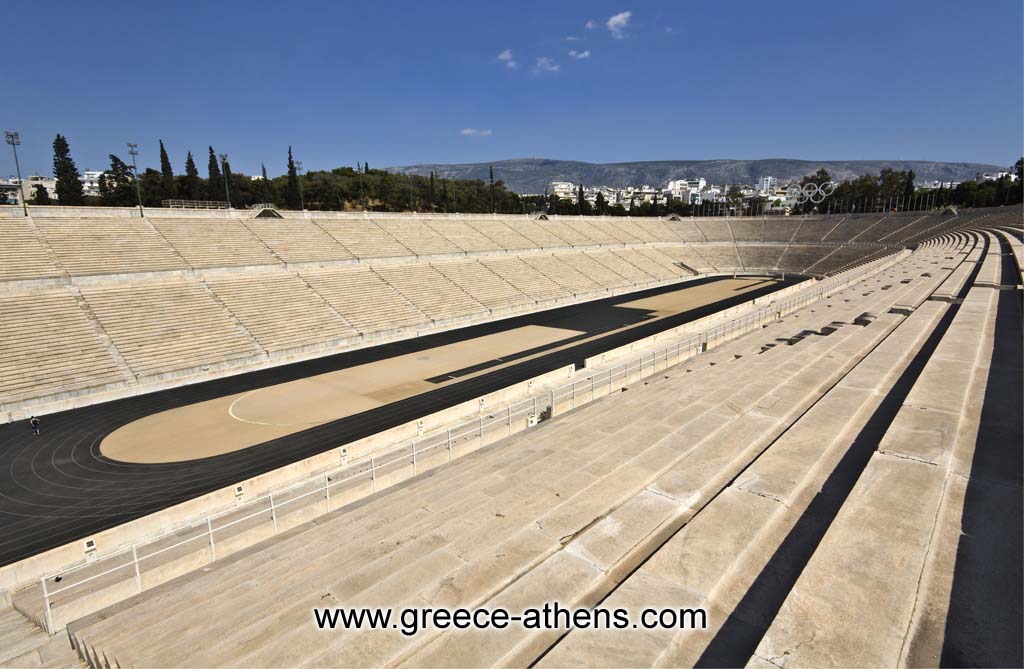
52,134 -> 85,204
285,147 -> 301,209
429,172 -> 436,213
158,140 -> 176,201
441,179 -> 449,213
489,166 -> 495,213
206,147 -> 222,201
101,155 -> 137,206
180,151 -> 200,200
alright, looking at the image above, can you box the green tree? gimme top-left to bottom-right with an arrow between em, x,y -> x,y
100,155 -> 138,206
179,151 -> 201,200
206,147 -> 222,201
903,170 -> 916,204
256,163 -> 274,203
221,157 -> 233,205
284,147 -> 301,209
140,168 -> 163,207
595,191 -> 607,215
1013,158 -> 1024,204
52,134 -> 85,204
158,140 -> 176,201
802,168 -> 832,187
429,171 -> 436,212
32,183 -> 51,205
489,165 -> 495,213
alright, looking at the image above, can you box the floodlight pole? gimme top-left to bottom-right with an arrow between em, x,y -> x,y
295,160 -> 305,210
218,153 -> 231,209
5,131 -> 28,216
127,143 -> 144,217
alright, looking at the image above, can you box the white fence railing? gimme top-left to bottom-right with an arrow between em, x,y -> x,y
26,252 -> 902,634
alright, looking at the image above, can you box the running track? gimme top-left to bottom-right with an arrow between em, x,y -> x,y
0,276 -> 801,566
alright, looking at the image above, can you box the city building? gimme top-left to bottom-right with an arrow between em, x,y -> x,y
548,181 -> 576,202
81,170 -> 105,197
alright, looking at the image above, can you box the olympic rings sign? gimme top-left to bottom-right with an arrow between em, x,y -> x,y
790,182 -> 836,205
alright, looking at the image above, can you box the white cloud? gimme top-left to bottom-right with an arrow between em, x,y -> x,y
565,35 -> 582,41
460,128 -> 493,137
584,19 -> 597,29
534,57 -> 560,73
606,11 -> 632,39
569,49 -> 591,60
665,26 -> 673,33
497,49 -> 518,68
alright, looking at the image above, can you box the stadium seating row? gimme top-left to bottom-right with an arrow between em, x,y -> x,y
2,209 -> 1016,419
0,211 -> 998,281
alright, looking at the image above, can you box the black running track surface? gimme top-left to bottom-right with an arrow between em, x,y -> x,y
0,276 -> 802,567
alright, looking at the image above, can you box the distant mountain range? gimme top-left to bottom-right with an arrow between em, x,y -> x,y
388,158 -> 1005,194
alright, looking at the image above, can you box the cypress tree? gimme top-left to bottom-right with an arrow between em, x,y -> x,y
52,134 -> 85,204
158,140 -> 176,200
489,165 -> 495,213
903,169 -> 915,202
206,147 -> 222,200
429,172 -> 436,212
181,151 -> 200,200
222,158 -> 233,205
285,147 -> 301,209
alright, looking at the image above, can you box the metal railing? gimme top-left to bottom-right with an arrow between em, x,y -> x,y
161,199 -> 231,209
27,252 -> 902,634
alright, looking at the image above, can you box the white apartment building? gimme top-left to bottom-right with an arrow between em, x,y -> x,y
757,176 -> 778,193
548,181 -> 576,202
665,178 -> 706,203
81,170 -> 105,197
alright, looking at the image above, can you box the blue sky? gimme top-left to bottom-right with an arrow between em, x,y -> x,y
2,0 -> 1021,177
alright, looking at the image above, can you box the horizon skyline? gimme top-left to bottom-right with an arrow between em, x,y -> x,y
1,149 -> 1012,182
2,0 -> 1021,177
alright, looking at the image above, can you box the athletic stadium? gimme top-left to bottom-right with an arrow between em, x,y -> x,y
0,204 -> 1020,667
